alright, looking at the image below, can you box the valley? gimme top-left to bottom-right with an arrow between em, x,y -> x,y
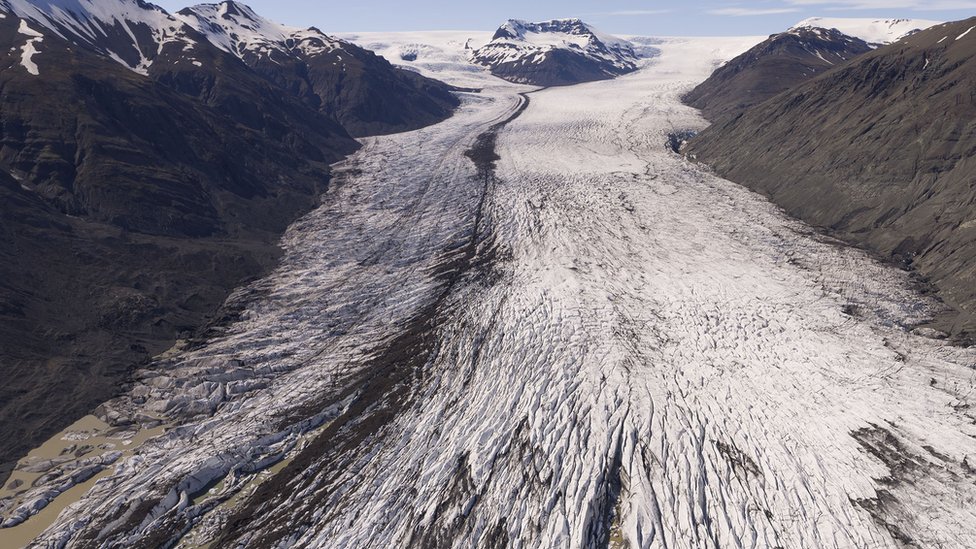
5,31 -> 976,548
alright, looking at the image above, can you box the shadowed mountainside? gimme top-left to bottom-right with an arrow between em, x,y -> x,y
0,0 -> 460,485
177,1 -> 459,136
685,26 -> 872,120
687,17 -> 976,339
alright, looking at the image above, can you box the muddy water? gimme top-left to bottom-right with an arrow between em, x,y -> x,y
0,416 -> 166,547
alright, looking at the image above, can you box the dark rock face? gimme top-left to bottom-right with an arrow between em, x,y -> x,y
177,1 -> 459,136
0,1 -> 459,483
472,19 -> 640,86
687,17 -> 976,338
238,44 -> 460,137
2,34 -> 354,237
685,27 -> 872,120
0,10 -> 356,483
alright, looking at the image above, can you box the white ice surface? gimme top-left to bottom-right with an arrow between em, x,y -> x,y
336,30 -> 501,88
7,34 -> 976,549
792,17 -> 941,44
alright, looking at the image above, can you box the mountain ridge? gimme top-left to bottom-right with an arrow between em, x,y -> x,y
791,17 -> 941,45
685,26 -> 872,120
687,16 -> 976,339
0,0 -> 461,487
472,18 -> 642,86
177,1 -> 459,136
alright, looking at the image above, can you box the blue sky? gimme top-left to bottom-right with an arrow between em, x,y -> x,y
154,0 -> 976,35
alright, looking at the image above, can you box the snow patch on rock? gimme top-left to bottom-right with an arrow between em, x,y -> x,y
1,0 -> 194,72
176,1 -> 343,59
17,18 -> 42,75
472,18 -> 643,79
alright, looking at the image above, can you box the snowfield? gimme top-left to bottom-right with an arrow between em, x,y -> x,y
791,17 -> 941,45
5,34 -> 976,549
336,30 -> 497,87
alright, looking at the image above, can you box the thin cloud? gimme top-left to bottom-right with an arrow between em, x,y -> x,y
709,7 -> 802,16
785,0 -> 976,9
599,9 -> 672,16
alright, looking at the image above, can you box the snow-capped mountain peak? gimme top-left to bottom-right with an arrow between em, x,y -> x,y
473,18 -> 641,86
791,17 -> 941,45
490,18 -> 634,56
0,0 -> 346,73
782,25 -> 872,61
176,1 -> 340,59
0,0 -> 193,73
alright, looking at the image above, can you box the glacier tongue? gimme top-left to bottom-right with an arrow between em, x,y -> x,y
16,36 -> 976,548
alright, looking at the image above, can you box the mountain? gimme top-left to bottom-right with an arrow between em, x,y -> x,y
0,5 -> 356,485
0,0 -> 195,73
0,0 -> 459,136
685,26 -> 872,120
0,0 -> 460,486
472,18 -> 640,86
176,1 -> 458,136
686,17 -> 976,339
792,17 -> 941,46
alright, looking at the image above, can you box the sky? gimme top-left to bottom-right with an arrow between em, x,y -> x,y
152,0 -> 976,35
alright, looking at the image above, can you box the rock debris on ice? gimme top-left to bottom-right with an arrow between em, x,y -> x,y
6,33 -> 976,549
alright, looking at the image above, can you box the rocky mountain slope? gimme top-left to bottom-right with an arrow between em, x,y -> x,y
0,0 -> 459,485
7,35 -> 976,549
687,17 -> 976,339
685,26 -> 872,120
472,18 -> 640,86
177,1 -> 458,136
0,0 -> 191,73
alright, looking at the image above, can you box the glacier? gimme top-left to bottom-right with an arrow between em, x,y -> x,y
2,34 -> 976,549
